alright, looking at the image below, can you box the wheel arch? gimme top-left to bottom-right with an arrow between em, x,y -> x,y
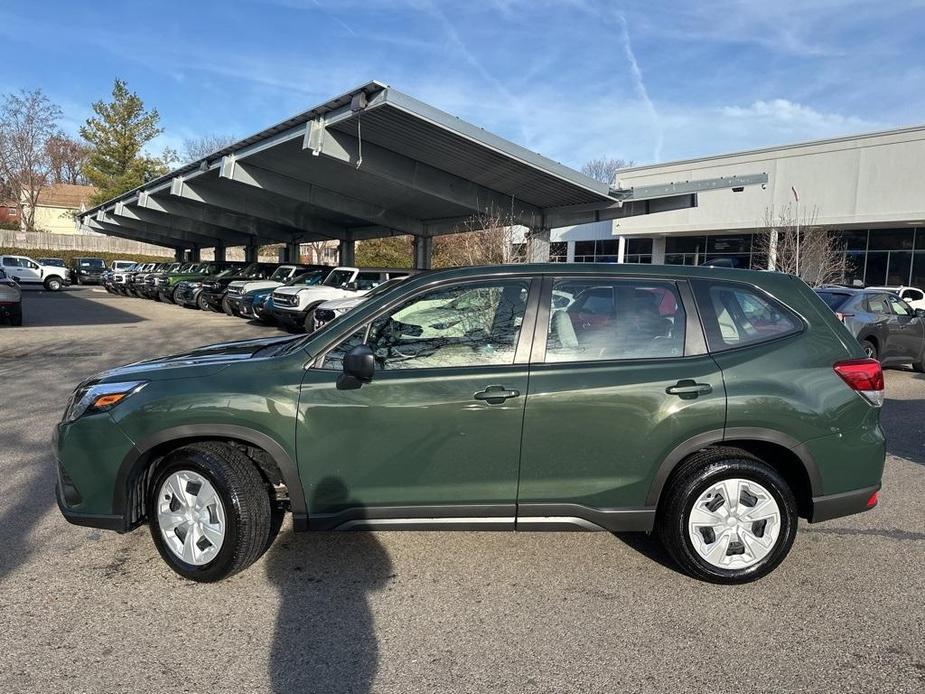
115,424 -> 306,531
647,427 -> 821,519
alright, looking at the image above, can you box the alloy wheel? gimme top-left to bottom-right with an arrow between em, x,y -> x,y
687,478 -> 781,570
156,470 -> 226,566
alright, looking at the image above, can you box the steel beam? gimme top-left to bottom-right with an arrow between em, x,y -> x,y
137,192 -> 311,244
100,212 -> 226,249
219,157 -> 426,235
171,176 -> 349,241
84,219 -> 181,250
611,173 -> 768,201
305,124 -> 544,227
114,201 -> 255,246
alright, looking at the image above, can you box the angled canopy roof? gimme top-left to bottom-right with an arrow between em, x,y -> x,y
78,81 -> 762,254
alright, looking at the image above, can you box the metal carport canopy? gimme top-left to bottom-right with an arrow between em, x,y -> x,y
77,80 -> 766,266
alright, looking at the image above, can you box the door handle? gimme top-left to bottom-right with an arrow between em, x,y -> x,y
474,385 -> 521,404
666,380 -> 713,398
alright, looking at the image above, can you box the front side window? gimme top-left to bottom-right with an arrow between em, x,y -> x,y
901,288 -> 924,302
696,281 -> 801,351
546,278 -> 685,362
322,280 -> 530,370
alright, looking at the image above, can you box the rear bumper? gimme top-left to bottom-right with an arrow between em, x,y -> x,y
810,483 -> 880,523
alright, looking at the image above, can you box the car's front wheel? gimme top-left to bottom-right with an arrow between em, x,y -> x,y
657,447 -> 798,584
149,442 -> 275,582
44,276 -> 63,291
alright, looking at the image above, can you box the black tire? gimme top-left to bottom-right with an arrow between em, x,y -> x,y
148,442 -> 273,582
221,295 -> 234,316
197,293 -> 212,311
860,338 -> 878,361
656,446 -> 798,584
302,302 -> 324,333
44,276 -> 63,292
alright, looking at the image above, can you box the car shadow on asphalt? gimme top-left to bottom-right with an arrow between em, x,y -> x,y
264,478 -> 392,694
881,396 -> 925,467
0,443 -> 56,583
611,531 -> 685,576
17,286 -> 145,327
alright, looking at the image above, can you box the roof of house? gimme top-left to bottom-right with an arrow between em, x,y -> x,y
35,183 -> 96,209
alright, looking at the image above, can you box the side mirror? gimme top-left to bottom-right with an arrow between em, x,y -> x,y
915,308 -> 925,319
345,280 -> 359,291
336,344 -> 375,390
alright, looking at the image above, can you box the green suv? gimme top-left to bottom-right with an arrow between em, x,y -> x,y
55,264 -> 885,583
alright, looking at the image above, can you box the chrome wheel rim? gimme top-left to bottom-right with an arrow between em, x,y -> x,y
157,470 -> 226,566
688,478 -> 781,570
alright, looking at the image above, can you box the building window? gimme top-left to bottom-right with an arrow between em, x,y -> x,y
574,239 -> 620,263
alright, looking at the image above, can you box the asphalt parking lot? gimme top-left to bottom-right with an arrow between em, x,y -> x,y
1,285 -> 923,693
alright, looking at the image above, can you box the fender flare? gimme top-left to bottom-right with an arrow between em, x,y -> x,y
114,424 -> 306,529
645,427 -> 822,507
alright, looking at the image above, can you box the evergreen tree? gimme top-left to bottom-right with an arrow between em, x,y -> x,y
80,79 -> 173,205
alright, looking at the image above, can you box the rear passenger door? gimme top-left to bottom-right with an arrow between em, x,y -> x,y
517,275 -> 726,529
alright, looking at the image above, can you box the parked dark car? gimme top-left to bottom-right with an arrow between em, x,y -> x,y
815,287 -> 925,368
198,262 -> 281,313
70,257 -> 107,285
173,264 -> 248,310
0,268 -> 22,325
56,264 -> 884,584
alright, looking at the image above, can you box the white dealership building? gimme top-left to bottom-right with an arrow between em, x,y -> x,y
552,124 -> 925,287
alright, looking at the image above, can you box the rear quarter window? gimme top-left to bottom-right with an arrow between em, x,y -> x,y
693,280 -> 803,352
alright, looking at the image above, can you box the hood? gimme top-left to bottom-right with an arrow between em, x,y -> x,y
319,295 -> 366,310
95,335 -> 298,382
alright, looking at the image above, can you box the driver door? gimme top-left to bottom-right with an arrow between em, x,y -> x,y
297,277 -> 537,530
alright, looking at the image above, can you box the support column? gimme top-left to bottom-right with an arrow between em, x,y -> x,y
245,240 -> 259,263
175,248 -> 185,262
652,236 -> 666,265
565,240 -> 576,263
339,234 -> 355,266
413,235 -> 433,270
526,227 -> 551,263
616,235 -> 626,264
214,243 -> 226,262
189,244 -> 201,262
285,241 -> 301,264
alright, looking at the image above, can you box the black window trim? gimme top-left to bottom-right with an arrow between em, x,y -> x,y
691,278 -> 807,354
530,274 -> 707,366
311,275 -> 542,372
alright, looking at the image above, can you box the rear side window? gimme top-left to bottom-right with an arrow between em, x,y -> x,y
864,294 -> 890,314
355,272 -> 382,290
546,278 -> 686,362
694,281 -> 801,351
901,288 -> 924,302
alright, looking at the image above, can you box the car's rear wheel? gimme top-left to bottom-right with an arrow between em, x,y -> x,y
149,442 -> 274,582
860,339 -> 878,360
44,277 -> 63,292
657,447 -> 798,584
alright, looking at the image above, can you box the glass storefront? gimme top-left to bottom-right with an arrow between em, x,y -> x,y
561,228 -> 925,287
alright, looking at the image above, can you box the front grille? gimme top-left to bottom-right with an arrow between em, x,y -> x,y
227,286 -> 242,296
273,292 -> 298,307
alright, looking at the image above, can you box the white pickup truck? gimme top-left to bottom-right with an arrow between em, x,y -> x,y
0,254 -> 71,291
270,266 -> 411,331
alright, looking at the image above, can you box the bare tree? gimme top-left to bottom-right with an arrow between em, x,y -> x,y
754,204 -> 848,286
0,89 -> 62,231
435,205 -> 526,267
182,134 -> 237,163
46,134 -> 89,184
581,157 -> 633,185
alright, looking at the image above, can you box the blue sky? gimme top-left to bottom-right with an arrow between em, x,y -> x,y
1,0 -> 923,170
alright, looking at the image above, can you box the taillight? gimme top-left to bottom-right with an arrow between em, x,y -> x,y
833,358 -> 884,406
865,490 -> 879,508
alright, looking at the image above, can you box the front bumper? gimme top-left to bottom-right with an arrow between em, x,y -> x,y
268,306 -> 304,329
54,413 -> 137,533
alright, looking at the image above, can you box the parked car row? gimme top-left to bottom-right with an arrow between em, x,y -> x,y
103,260 -> 413,333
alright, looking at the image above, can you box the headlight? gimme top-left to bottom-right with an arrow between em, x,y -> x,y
63,381 -> 147,423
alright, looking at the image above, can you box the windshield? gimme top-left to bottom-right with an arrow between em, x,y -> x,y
242,263 -> 267,278
79,259 -> 105,268
269,266 -> 293,281
816,291 -> 851,311
323,269 -> 354,288
287,270 -> 326,287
